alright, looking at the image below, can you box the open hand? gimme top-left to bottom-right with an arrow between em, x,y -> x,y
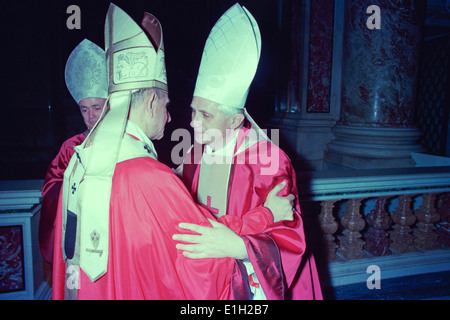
172,219 -> 248,260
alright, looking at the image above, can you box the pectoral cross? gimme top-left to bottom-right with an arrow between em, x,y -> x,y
201,195 -> 219,216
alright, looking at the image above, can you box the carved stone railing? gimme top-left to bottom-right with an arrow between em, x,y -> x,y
297,166 -> 450,264
1,167 -> 449,298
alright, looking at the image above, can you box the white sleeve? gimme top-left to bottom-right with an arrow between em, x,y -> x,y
243,260 -> 267,300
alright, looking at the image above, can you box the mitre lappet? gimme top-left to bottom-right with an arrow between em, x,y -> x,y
194,3 -> 268,141
61,3 -> 167,282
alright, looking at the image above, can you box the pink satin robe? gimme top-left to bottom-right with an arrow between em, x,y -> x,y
52,135 -> 275,300
182,125 -> 323,300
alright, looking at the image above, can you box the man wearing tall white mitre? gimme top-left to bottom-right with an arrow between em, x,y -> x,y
52,4 -> 293,300
173,3 -> 323,300
39,39 -> 107,267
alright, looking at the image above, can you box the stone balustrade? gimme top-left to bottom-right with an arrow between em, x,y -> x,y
297,166 -> 450,264
1,167 -> 449,298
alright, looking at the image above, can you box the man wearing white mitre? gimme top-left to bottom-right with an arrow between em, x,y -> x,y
52,4 -> 293,300
173,3 -> 323,300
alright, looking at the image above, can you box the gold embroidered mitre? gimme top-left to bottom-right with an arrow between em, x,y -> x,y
65,3 -> 167,282
105,4 -> 167,94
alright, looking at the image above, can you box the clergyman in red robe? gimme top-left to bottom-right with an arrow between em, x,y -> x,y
52,5 -> 293,300
39,39 -> 107,265
172,3 -> 323,300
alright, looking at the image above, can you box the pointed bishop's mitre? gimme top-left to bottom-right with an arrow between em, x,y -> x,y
105,4 -> 167,94
65,39 -> 108,104
194,3 -> 261,109
73,3 -> 167,282
194,3 -> 268,141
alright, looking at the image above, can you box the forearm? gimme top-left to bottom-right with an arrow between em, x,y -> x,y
217,206 -> 273,236
233,236 -> 249,260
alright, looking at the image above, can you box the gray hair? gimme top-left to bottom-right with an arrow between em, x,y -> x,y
216,104 -> 244,118
131,88 -> 165,108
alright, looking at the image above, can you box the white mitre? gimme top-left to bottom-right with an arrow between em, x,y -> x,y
194,3 -> 261,109
63,3 -> 167,282
194,3 -> 268,141
105,4 -> 167,94
65,39 -> 108,104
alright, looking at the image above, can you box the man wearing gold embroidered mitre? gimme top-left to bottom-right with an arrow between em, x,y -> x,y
52,4 -> 293,300
39,39 -> 108,267
172,3 -> 323,300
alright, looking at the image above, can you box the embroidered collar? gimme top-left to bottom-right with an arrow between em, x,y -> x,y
125,120 -> 158,160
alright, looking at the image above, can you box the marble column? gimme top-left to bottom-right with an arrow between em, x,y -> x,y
325,0 -> 426,169
270,0 -> 339,171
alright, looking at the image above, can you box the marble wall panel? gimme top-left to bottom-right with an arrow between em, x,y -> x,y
340,0 -> 426,127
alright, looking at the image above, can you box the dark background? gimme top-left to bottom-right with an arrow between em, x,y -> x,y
0,0 -> 282,179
